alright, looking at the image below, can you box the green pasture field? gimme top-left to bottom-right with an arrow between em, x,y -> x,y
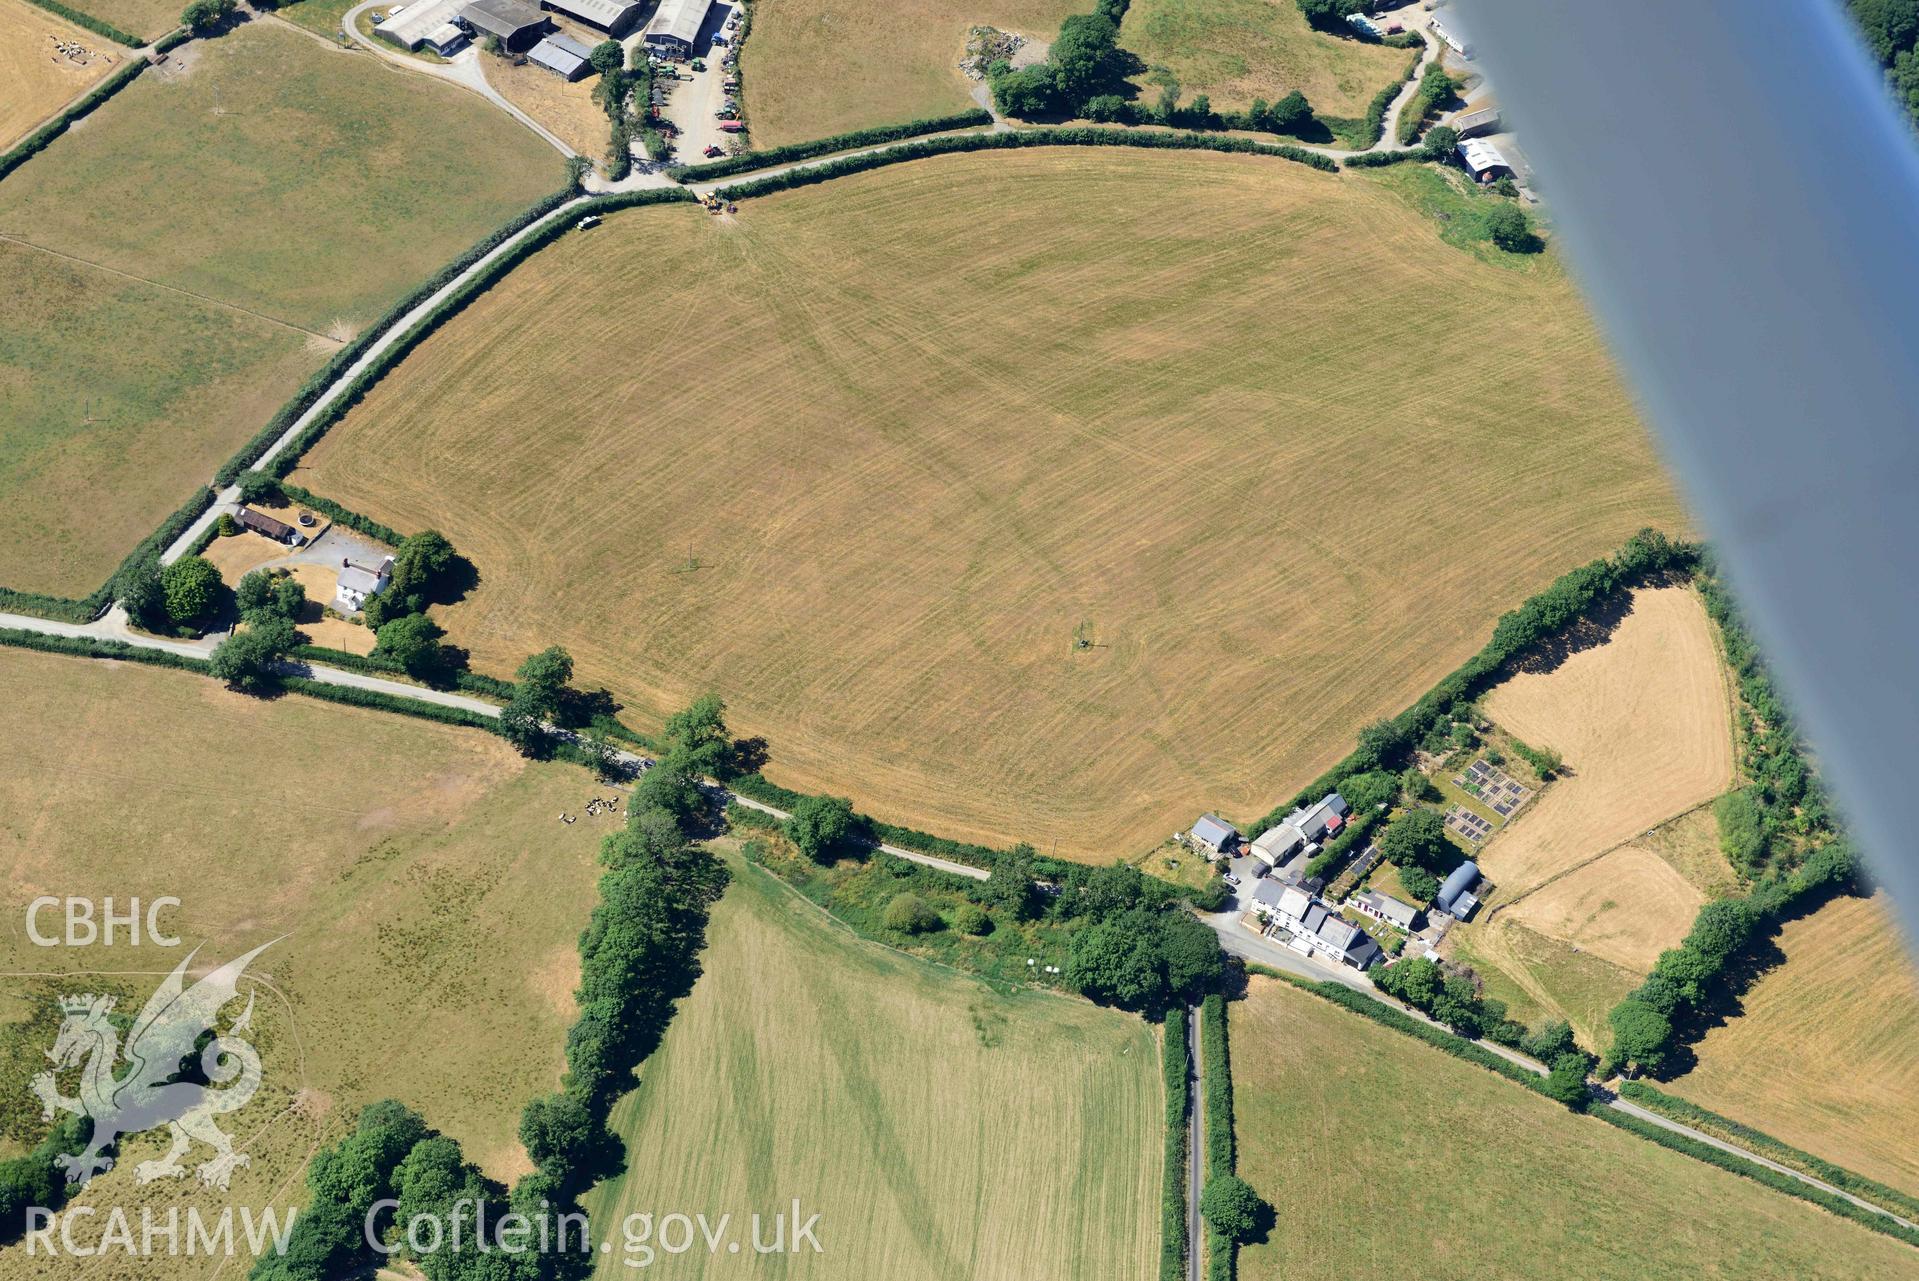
582,842 -> 1162,1279
1233,976 -> 1919,1278
0,19 -> 563,596
0,647 -> 608,1278
1119,0 -> 1413,118
293,148 -> 1686,862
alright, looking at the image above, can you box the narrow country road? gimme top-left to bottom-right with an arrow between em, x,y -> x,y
1185,1003 -> 1203,1281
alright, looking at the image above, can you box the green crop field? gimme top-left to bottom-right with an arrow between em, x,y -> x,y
0,19 -> 563,596
739,0 -> 1079,146
582,843 -> 1161,1279
1233,976 -> 1919,1278
294,148 -> 1685,862
0,647 -> 609,1278
1120,0 -> 1414,118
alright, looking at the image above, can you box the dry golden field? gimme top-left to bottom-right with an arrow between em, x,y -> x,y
1119,0 -> 1412,116
60,0 -> 180,40
487,56 -> 612,163
0,0 -> 119,148
739,0 -> 1080,145
1232,976 -> 1919,1278
1668,893 -> 1919,1196
1480,586 -> 1735,895
1506,845 -> 1706,973
293,148 -> 1687,861
0,646 -> 607,1281
583,846 -> 1161,1279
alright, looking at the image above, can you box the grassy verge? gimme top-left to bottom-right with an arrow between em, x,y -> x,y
1161,1006 -> 1190,1281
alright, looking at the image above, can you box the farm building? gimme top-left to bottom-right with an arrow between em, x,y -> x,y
1250,792 -> 1350,866
1452,106 -> 1502,138
375,0 -> 467,50
234,507 -> 305,546
540,0 -> 640,33
1351,889 -> 1419,931
1190,813 -> 1239,856
333,556 -> 395,614
1457,138 -> 1515,183
1256,883 -> 1382,968
528,32 -> 594,79
459,0 -> 550,50
1435,860 -> 1482,916
1306,914 -> 1383,970
642,0 -> 714,56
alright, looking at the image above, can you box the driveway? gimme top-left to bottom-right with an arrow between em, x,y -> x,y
653,3 -> 736,162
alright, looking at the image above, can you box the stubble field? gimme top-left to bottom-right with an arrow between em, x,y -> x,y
292,148 -> 1687,861
739,0 -> 1080,145
0,0 -> 119,147
1232,976 -> 1919,1278
1667,893 -> 1919,1196
1118,0 -> 1413,117
583,844 -> 1161,1279
1447,585 -> 1735,1044
57,0 -> 180,40
0,19 -> 562,596
0,648 -> 607,1277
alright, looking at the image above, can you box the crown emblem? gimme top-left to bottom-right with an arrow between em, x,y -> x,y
58,994 -> 112,1015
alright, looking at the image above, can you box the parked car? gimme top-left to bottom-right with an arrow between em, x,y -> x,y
719,120 -> 744,132
703,144 -> 723,157
711,33 -> 727,45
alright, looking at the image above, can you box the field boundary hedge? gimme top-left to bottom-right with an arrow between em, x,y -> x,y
1199,993 -> 1236,1281
0,56 -> 144,185
670,109 -> 993,180
275,482 -> 405,545
1160,1007 -> 1190,1281
21,0 -> 143,44
715,127 -> 1336,201
1254,965 -> 1919,1249
1593,1107 -> 1919,1247
1616,1083 -> 1919,1220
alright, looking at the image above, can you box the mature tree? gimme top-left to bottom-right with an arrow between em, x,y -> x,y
1049,12 -> 1120,103
1607,999 -> 1672,1073
1521,1018 -> 1578,1062
1083,93 -> 1131,122
1431,973 -> 1486,1034
498,687 -> 553,757
1684,897 -> 1760,962
1356,717 -> 1412,768
181,0 -> 234,32
1377,807 -> 1450,872
882,892 -> 941,934
363,530 -> 460,626
1540,1052 -> 1594,1109
1713,788 -> 1768,874
1268,89 -> 1312,134
236,472 -> 282,505
1338,770 -> 1397,814
1372,955 -> 1442,1007
979,845 -> 1040,920
515,647 -> 574,714
1485,203 -> 1535,252
589,38 -> 624,76
161,555 -> 222,626
519,1093 -> 616,1186
374,612 -> 451,682
1398,864 -> 1440,903
1065,912 -> 1164,1009
1157,911 -> 1225,997
952,902 -> 992,936
662,693 -> 732,777
117,557 -> 168,629
1200,1174 -> 1262,1241
786,794 -> 857,863
1421,123 -> 1459,160
1296,0 -> 1366,28
210,617 -> 295,693
1081,861 -> 1149,918
992,65 -> 1059,117
630,762 -> 705,830
235,570 -> 280,620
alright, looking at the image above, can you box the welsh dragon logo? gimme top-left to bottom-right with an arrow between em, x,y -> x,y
30,942 -> 274,1190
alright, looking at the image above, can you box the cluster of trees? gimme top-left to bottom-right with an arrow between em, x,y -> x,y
210,568 -> 308,691
591,41 -> 642,179
255,701 -> 729,1281
1295,0 -> 1366,30
1373,807 -> 1452,902
1372,958 -> 1595,1106
181,0 -> 235,33
1060,862 -> 1223,1016
1607,840 -> 1859,1075
120,553 -> 224,635
0,1116 -> 85,1246
1395,60 -> 1458,144
1848,0 -> 1919,123
990,0 -> 1135,119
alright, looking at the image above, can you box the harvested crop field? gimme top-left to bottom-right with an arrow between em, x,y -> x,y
60,0 -> 178,40
0,19 -> 563,597
0,0 -> 120,148
0,647 -> 607,1278
1479,586 -> 1734,896
583,844 -> 1161,1279
1506,845 -> 1707,972
1444,912 -> 1641,1048
292,148 -> 1687,861
1119,0 -> 1414,117
1232,976 -> 1919,1278
1668,893 -> 1919,1196
740,0 -> 1079,146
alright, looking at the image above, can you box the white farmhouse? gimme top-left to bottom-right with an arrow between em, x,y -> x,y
333,556 -> 394,615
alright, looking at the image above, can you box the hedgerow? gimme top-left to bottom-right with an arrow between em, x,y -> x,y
1395,61 -> 1456,145
1350,37 -> 1424,149
1199,993 -> 1236,1281
1617,1082 -> 1919,1221
0,58 -> 145,184
1340,147 -> 1424,168
1160,1006 -> 1190,1281
0,627 -> 210,673
1592,1107 -> 1919,1248
715,127 -> 1336,202
276,676 -> 497,731
275,483 -> 405,546
670,109 -> 993,180
21,0 -> 142,44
